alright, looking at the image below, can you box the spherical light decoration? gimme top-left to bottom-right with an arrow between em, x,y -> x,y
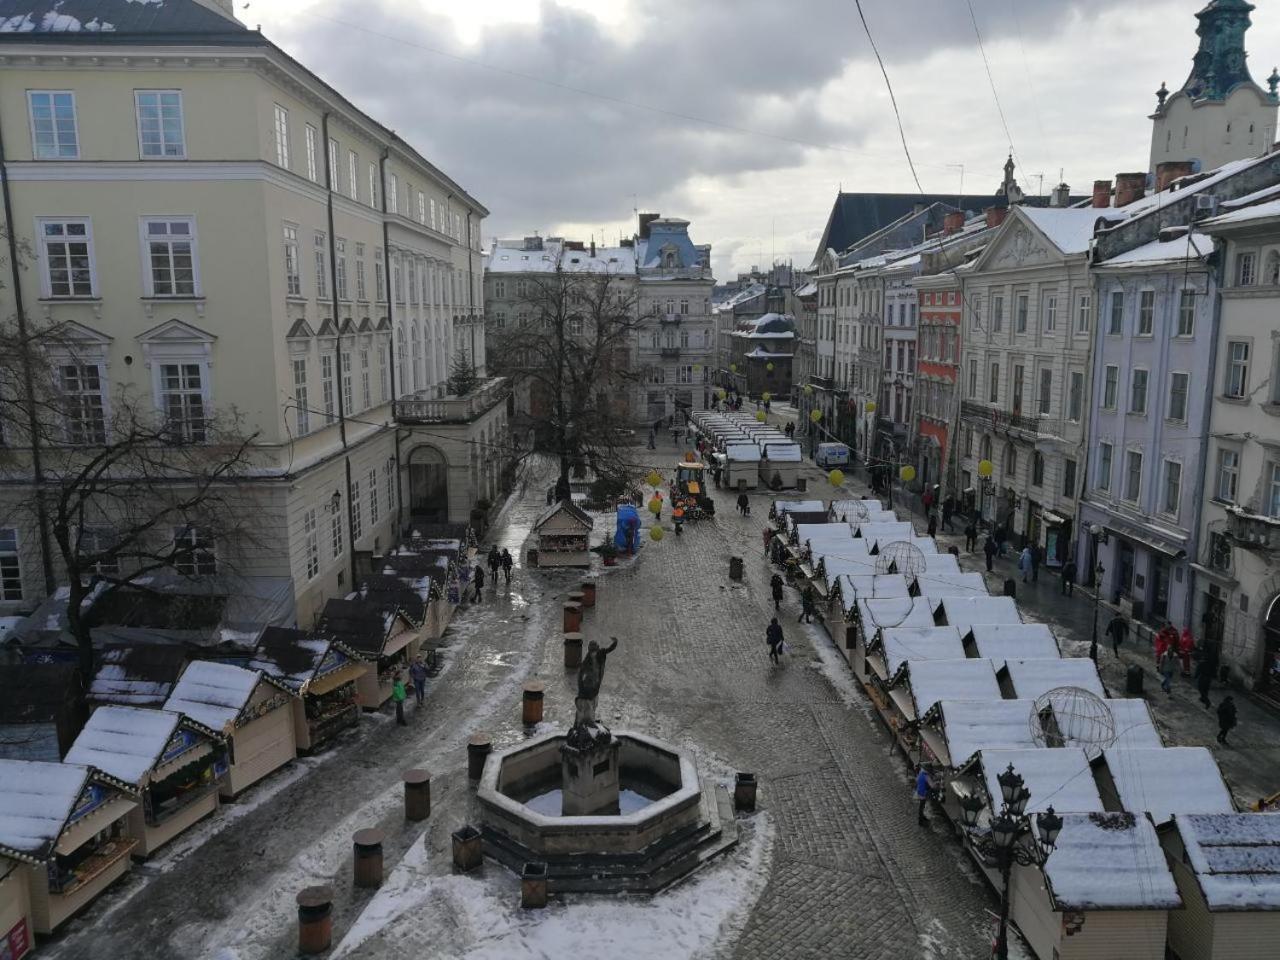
899,464 -> 917,483
650,525 -> 664,542
874,540 -> 926,579
755,410 -> 766,422
717,388 -> 727,400
829,469 -> 845,487
646,470 -> 662,488
648,498 -> 662,516
1029,686 -> 1118,759
810,409 -> 823,423
977,459 -> 994,479
865,401 -> 877,414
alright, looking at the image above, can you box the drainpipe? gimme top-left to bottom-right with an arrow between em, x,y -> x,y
0,101 -> 56,593
379,147 -> 404,532
466,210 -> 477,369
1188,244 -> 1224,634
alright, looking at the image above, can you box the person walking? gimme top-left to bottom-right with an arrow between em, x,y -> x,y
1018,546 -> 1033,583
965,521 -> 978,553
1179,627 -> 1195,677
1216,696 -> 1238,745
1107,613 -> 1129,658
392,672 -> 408,726
487,546 -> 501,585
763,527 -> 773,556
647,429 -> 656,450
984,535 -> 997,573
1030,544 -> 1042,582
798,586 -> 816,624
1159,647 -> 1178,695
926,513 -> 938,538
766,617 -> 784,665
500,548 -> 514,584
737,492 -> 750,516
1195,654 -> 1214,709
409,656 -> 428,707
472,563 -> 486,603
770,573 -> 785,612
942,496 -> 956,532
1061,558 -> 1077,596
922,488 -> 934,517
915,765 -> 934,826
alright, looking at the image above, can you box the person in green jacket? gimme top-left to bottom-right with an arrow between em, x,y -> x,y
392,672 -> 408,726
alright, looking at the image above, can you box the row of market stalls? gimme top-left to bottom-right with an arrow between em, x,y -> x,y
769,497 -> 1280,960
688,411 -> 804,490
0,531 -> 476,952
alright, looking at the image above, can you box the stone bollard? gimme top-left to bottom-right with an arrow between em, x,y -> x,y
520,861 -> 549,909
452,825 -> 483,872
296,885 -> 333,955
522,681 -> 545,726
729,557 -> 744,581
563,601 -> 583,633
580,580 -> 597,608
403,768 -> 431,821
563,632 -> 583,669
734,772 -> 758,813
353,828 -> 385,889
467,732 -> 492,781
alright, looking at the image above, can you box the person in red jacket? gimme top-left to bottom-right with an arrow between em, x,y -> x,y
1179,627 -> 1196,677
1155,623 -> 1178,663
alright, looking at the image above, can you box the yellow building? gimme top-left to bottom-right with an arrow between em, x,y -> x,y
0,1 -> 508,627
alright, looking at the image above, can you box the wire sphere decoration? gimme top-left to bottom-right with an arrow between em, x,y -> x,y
846,499 -> 871,523
874,540 -> 926,579
1029,686 -> 1117,758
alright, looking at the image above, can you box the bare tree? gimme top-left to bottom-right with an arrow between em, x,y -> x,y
489,264 -> 646,502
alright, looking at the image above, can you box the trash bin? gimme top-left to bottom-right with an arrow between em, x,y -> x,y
797,477 -> 808,492
1126,664 -> 1144,696
729,557 -> 744,581
1003,578 -> 1017,598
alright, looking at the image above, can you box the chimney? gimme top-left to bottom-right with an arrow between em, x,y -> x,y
1155,160 -> 1196,192
1051,182 -> 1071,208
1092,180 -> 1112,209
590,239 -> 597,257
638,212 -> 660,240
984,206 -> 1009,228
943,211 -> 965,235
1114,172 -> 1148,207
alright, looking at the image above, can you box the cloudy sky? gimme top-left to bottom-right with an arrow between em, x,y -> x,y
249,0 -> 1280,278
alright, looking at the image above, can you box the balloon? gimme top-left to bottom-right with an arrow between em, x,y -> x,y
650,526 -> 664,541
829,469 -> 845,487
646,470 -> 662,488
730,363 -> 738,373
803,384 -> 814,395
755,410 -> 766,422
766,362 -> 775,371
899,465 -> 917,483
717,388 -> 727,400
809,409 -> 823,423
648,498 -> 662,516
977,459 -> 994,479
864,401 -> 877,414
761,392 -> 772,403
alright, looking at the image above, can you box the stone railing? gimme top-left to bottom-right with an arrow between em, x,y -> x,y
1227,507 -> 1280,554
959,400 -> 1062,438
393,377 -> 509,424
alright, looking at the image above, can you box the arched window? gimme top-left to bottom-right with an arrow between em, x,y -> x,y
980,434 -> 993,463
1265,250 -> 1280,286
1003,441 -> 1018,475
396,327 -> 407,396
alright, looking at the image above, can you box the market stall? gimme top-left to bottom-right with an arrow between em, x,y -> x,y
758,443 -> 802,489
249,627 -> 365,753
532,501 -> 594,568
315,598 -> 420,710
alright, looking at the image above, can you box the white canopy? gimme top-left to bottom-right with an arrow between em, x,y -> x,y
968,624 -> 1060,663
977,747 -> 1104,813
1103,748 -> 1234,826
881,626 -> 965,678
904,659 -> 1001,717
1041,813 -> 1180,911
1005,658 -> 1106,700
935,700 -> 1040,765
1176,814 -> 1280,910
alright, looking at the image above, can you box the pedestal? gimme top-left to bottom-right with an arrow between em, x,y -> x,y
559,725 -> 621,816
403,769 -> 431,821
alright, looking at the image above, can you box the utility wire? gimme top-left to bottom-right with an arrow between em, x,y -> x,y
851,0 -> 923,194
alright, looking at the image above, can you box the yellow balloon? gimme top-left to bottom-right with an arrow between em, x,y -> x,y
977,459 -> 994,479
809,409 -> 823,423
717,388 -> 727,400
899,465 -> 917,483
730,363 -> 738,373
803,384 -> 814,395
865,401 -> 877,414
766,362 -> 775,371
646,470 -> 662,488
650,525 -> 664,542
648,498 -> 662,516
829,469 -> 845,487
755,410 -> 767,422
762,392 -> 772,403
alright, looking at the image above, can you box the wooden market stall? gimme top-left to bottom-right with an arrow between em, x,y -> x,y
315,598 -> 420,710
87,644 -> 191,709
249,627 -> 365,753
532,501 -> 594,568
0,664 -> 82,762
0,859 -> 33,960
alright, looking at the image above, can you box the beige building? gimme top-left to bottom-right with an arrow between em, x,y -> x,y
0,1 -> 507,628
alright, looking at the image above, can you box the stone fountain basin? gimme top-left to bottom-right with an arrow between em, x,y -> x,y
477,730 -> 704,857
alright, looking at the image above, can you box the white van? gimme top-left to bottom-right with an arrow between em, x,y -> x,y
815,442 -> 850,468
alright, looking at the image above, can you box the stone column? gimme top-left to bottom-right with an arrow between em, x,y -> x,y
559,730 -> 621,816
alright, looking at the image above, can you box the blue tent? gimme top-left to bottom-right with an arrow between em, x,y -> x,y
615,505 -> 642,553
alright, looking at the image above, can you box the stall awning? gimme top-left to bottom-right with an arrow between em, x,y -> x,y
1104,519 -> 1188,560
1040,509 -> 1069,526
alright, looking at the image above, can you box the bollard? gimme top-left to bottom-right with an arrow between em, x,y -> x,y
563,601 -> 583,633
563,632 -> 584,669
297,885 -> 333,955
403,768 -> 431,821
522,681 -> 545,726
467,732 -> 492,781
353,828 -> 385,888
729,557 -> 744,581
520,861 -> 549,909
734,772 -> 758,813
452,825 -> 483,872
567,591 -> 585,613
580,580 -> 597,608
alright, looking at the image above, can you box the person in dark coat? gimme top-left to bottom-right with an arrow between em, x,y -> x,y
766,618 -> 784,665
472,563 -> 486,602
409,656 -> 428,706
942,496 -> 956,532
488,547 -> 501,584
964,521 -> 978,553
984,536 -> 997,573
798,586 -> 816,624
736,492 -> 750,516
1030,544 -> 1042,582
927,514 -> 938,538
1061,558 -> 1077,596
770,574 -> 784,612
1196,655 -> 1215,708
500,548 -> 514,583
1216,696 -> 1237,745
1106,613 -> 1128,657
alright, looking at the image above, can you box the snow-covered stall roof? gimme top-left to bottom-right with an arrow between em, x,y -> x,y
1105,699 -> 1163,748
834,574 -> 909,611
817,553 -> 877,584
88,643 -> 190,707
163,661 -> 268,732
771,500 -> 825,519
248,627 -> 345,691
1005,658 -> 1106,700
976,748 -> 1103,813
0,760 -> 132,862
881,626 -> 965,677
794,523 -> 856,547
829,499 -> 890,524
859,598 -> 936,638
934,700 -> 1040,765
1041,813 -> 1180,911
915,553 -> 961,576
64,706 -> 215,787
760,443 -> 802,462
967,624 -> 1060,663
1102,748 -> 1233,826
902,658 -> 1000,717
935,596 -> 1021,634
723,443 -> 761,462
913,572 -> 987,598
854,522 -> 914,541
1175,813 -> 1280,910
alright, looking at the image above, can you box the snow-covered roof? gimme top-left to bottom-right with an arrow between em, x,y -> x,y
1042,813 -> 1180,911
967,623 -> 1060,663
829,499 -> 892,523
881,626 -> 965,677
903,658 -> 1000,716
915,553 -> 962,576
88,644 -> 190,707
859,598 -> 936,635
1020,207 -> 1104,255
1204,195 -> 1280,228
487,240 -> 636,274
0,759 -> 132,862
163,661 -> 264,732
1099,231 -> 1212,268
723,443 -> 761,462
1004,658 -> 1106,701
854,521 -> 914,541
935,700 -> 1039,765
1106,699 -> 1164,748
1103,748 -> 1233,826
732,313 -> 795,339
1176,813 -> 1280,910
913,572 -> 987,598
835,574 -> 909,610
744,347 -> 793,359
936,596 -> 1021,634
64,706 -> 211,786
761,443 -> 802,462
977,748 -> 1103,813
772,499 -> 825,517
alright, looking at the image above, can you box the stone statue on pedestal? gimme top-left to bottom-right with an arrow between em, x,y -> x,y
573,637 -> 618,729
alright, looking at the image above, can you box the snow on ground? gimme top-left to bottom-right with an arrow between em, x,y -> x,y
801,620 -> 875,721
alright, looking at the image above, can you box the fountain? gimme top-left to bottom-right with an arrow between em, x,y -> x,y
476,638 -> 739,893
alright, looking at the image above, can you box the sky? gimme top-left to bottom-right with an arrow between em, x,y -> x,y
246,0 -> 1280,280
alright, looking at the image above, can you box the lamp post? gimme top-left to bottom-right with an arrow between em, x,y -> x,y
1088,523 -> 1107,651
959,763 -> 1063,960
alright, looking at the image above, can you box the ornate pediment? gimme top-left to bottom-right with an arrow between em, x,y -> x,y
992,225 -> 1053,268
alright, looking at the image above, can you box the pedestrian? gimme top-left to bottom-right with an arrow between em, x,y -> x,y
948,544 -> 960,558
1195,655 -> 1214,708
392,672 -> 408,726
915,765 -> 934,826
763,527 -> 773,556
965,521 -> 978,553
1061,557 -> 1077,596
770,573 -> 784,612
1106,613 -> 1129,658
1030,543 -> 1042,582
546,487 -> 555,505
737,492 -> 750,516
1155,623 -> 1178,664
500,548 -> 514,583
409,656 -> 428,706
922,488 -> 934,516
927,513 -> 937,538
647,429 -> 656,450
1216,696 -> 1238,745
984,535 -> 997,573
1018,546 -> 1033,583
1179,627 -> 1195,677
488,546 -> 500,584
798,586 -> 816,624
472,563 -> 485,602
1159,647 -> 1178,695
942,496 -> 955,532
766,617 -> 784,665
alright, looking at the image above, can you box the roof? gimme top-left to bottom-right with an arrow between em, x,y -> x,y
771,500 -> 825,517
1098,231 -> 1213,268
903,658 -> 1000,716
1102,748 -> 1234,826
0,759 -> 130,862
533,499 -> 594,532
487,239 -> 636,275
967,624 -> 1060,663
88,643 -> 190,707
163,660 -> 263,732
880,626 -> 965,678
1019,206 -> 1104,255
935,596 -> 1021,633
835,574 -> 909,611
248,627 -> 335,690
935,700 -> 1040,764
1204,195 -> 1280,228
1042,813 -> 1180,911
357,575 -> 426,627
977,748 -> 1104,813
64,706 -> 213,786
0,0 -> 246,35
1004,658 -> 1106,700
913,573 -> 988,599
1175,813 -> 1280,910
732,313 -> 796,338
1105,699 -> 1164,748
814,192 -> 1000,264
0,663 -> 77,724
314,598 -> 398,658
858,598 -> 936,634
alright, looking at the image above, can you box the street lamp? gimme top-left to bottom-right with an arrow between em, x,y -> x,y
977,458 -> 994,527
1088,523 -> 1108,654
959,763 -> 1063,960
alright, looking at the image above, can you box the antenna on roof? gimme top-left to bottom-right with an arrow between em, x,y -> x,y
947,163 -> 965,209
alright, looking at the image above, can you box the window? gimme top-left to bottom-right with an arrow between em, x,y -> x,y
303,507 -> 319,580
680,298 -> 690,315
369,468 -> 380,526
172,526 -> 215,575
1136,289 -> 1155,335
1225,341 -> 1250,398
1216,448 -> 1239,502
430,197 -> 437,230
1043,294 -> 1057,332
330,495 -> 344,558
321,353 -> 335,423
384,460 -> 395,512
1097,442 -> 1113,492
1177,289 -> 1195,336
1168,372 -> 1189,422
341,351 -> 353,414
1237,251 -> 1257,286
1162,460 -> 1182,516
39,219 -> 94,297
273,104 -> 290,168
360,349 -> 370,410
368,162 -> 379,208
989,362 -> 999,403
305,124 -> 318,182
292,358 -> 309,436
375,247 -> 386,301
1003,442 -> 1018,475
1012,364 -> 1024,413
388,173 -> 399,214
1068,371 -> 1084,422
335,238 -> 348,300
1208,531 -> 1232,572
1075,293 -> 1091,334
408,260 -> 418,306
135,90 -> 185,158
159,363 -> 206,442
1062,458 -> 1077,499
379,344 -> 389,403
80,527 -> 118,575
1038,367 -> 1052,415
142,218 -> 197,296
1268,251 -> 1280,286
418,191 -> 426,225
1015,294 -> 1028,332
350,478 -> 362,542
1116,449 -> 1143,504
1129,368 -> 1148,415
0,529 -> 22,601
347,150 -> 358,201
1267,463 -> 1280,518
1102,365 -> 1119,409
61,364 -> 106,444
964,427 -> 974,457
283,224 -> 301,297
1108,291 -> 1124,335
314,231 -> 328,298
28,91 -> 78,159
1032,451 -> 1045,486
327,137 -> 339,191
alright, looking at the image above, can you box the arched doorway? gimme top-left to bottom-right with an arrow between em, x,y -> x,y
1261,594 -> 1280,695
407,445 -> 449,523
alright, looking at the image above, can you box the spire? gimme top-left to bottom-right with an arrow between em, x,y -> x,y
1182,0 -> 1257,101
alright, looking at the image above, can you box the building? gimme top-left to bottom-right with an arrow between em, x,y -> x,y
0,1 -> 505,628
726,314 -> 796,398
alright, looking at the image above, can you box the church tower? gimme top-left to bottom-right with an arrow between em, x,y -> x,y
1149,0 -> 1279,176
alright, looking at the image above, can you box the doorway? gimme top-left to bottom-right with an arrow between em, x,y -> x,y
1117,542 -> 1136,603
408,445 -> 449,522
1149,556 -> 1170,622
1260,595 -> 1280,696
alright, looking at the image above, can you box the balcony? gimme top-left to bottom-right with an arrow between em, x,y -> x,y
393,376 -> 510,424
959,401 -> 1062,439
810,375 -> 835,391
660,346 -> 682,358
659,313 -> 682,325
1227,506 -> 1280,553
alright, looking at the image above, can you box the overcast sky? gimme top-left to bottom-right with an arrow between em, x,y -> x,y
249,0 -> 1280,279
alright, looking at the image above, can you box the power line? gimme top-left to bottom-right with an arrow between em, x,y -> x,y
851,0 -> 924,194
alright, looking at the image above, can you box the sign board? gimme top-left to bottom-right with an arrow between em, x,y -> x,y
2,917 -> 31,960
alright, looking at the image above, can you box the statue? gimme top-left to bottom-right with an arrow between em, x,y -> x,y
574,637 -> 618,728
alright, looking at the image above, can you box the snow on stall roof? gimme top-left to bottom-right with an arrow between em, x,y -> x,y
0,759 -> 91,859
854,522 -> 914,541
905,658 -> 1000,716
936,596 -> 1021,633
859,598 -> 935,635
1005,658 -> 1106,700
773,500 -> 825,516
1043,813 -> 1180,911
760,443 -> 802,462
915,553 -> 961,575
978,748 -> 1103,813
1177,813 -> 1280,910
937,700 -> 1040,764
163,660 -> 261,731
64,706 -> 183,786
881,626 -> 965,677
914,572 -> 987,598
968,624 -> 1060,663
836,574 -> 909,608
1100,231 -> 1211,268
1020,207 -> 1104,255
1103,748 -> 1233,826
1106,699 -> 1164,748
723,444 -> 760,462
